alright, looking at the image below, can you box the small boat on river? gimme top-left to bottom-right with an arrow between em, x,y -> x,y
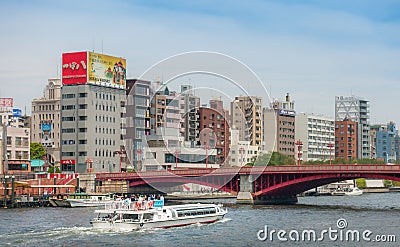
66,193 -> 113,207
90,200 -> 227,230
50,193 -> 114,207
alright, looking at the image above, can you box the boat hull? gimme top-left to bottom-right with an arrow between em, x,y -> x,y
49,198 -> 71,207
91,214 -> 225,231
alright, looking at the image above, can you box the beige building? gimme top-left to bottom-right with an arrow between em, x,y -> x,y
143,128 -> 219,171
230,96 -> 262,148
263,94 -> 296,158
31,79 -> 61,164
295,113 -> 335,162
229,129 -> 259,166
0,126 -> 30,174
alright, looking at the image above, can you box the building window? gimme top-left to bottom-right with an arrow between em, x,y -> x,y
62,105 -> 75,110
61,152 -> 75,156
79,93 -> 87,98
62,117 -> 75,121
62,94 -> 75,99
62,128 -> 75,133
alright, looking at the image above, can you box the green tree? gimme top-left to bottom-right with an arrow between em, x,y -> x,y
247,152 -> 296,166
30,142 -> 46,160
355,178 -> 366,188
47,166 -> 61,173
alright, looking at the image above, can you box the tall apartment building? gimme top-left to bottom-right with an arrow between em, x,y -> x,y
376,122 -> 398,163
230,96 -> 262,148
198,106 -> 230,165
31,78 -> 61,164
295,113 -> 335,162
60,51 -> 126,173
369,124 -> 383,159
263,94 -> 295,158
180,85 -> 200,145
150,86 -> 182,135
335,96 -> 370,159
125,79 -> 151,170
209,98 -> 231,164
335,119 -> 357,160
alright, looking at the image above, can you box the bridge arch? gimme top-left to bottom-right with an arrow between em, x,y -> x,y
254,173 -> 400,197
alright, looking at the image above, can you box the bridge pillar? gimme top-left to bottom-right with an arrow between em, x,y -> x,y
236,174 -> 298,205
236,174 -> 254,204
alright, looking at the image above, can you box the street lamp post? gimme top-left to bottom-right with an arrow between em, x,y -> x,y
136,150 -> 142,171
86,159 -> 94,173
11,175 -> 15,208
327,142 -> 334,165
174,150 -> 180,169
295,139 -> 303,166
204,145 -> 209,169
239,147 -> 245,166
3,175 -> 9,208
113,150 -> 126,172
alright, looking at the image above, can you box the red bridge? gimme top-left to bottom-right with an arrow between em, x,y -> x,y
96,164 -> 400,204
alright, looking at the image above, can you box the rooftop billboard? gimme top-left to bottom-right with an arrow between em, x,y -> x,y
61,51 -> 88,85
88,52 -> 126,89
0,98 -> 13,113
61,51 -> 126,89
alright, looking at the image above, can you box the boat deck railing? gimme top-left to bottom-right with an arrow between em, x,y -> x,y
102,199 -> 164,211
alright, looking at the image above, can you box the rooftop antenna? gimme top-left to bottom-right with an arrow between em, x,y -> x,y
101,40 -> 103,54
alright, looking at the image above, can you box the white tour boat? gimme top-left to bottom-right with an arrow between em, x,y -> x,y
66,193 -> 113,207
90,200 -> 227,230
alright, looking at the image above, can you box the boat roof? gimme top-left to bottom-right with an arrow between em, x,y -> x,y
162,203 -> 219,210
94,203 -> 221,214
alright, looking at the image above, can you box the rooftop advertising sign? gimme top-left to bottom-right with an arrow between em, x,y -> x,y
88,52 -> 126,89
0,98 -> 13,107
61,51 -> 88,85
278,109 -> 296,117
12,108 -> 22,117
0,98 -> 13,113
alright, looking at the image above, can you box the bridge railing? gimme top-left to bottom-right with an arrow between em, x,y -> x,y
241,164 -> 400,173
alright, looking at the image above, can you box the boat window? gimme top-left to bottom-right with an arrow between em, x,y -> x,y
143,213 -> 154,220
122,214 -> 140,221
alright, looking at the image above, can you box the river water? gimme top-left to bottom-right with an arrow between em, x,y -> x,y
0,193 -> 399,247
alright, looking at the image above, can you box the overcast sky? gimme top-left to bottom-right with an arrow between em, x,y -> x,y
1,0 -> 399,125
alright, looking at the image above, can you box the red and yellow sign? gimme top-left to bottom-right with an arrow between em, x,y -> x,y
61,52 -> 88,85
61,51 -> 126,89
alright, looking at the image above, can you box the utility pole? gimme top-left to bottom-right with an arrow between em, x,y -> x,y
2,124 -> 8,174
295,139 -> 303,166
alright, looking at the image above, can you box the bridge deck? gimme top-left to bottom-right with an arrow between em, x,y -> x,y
96,164 -> 400,180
